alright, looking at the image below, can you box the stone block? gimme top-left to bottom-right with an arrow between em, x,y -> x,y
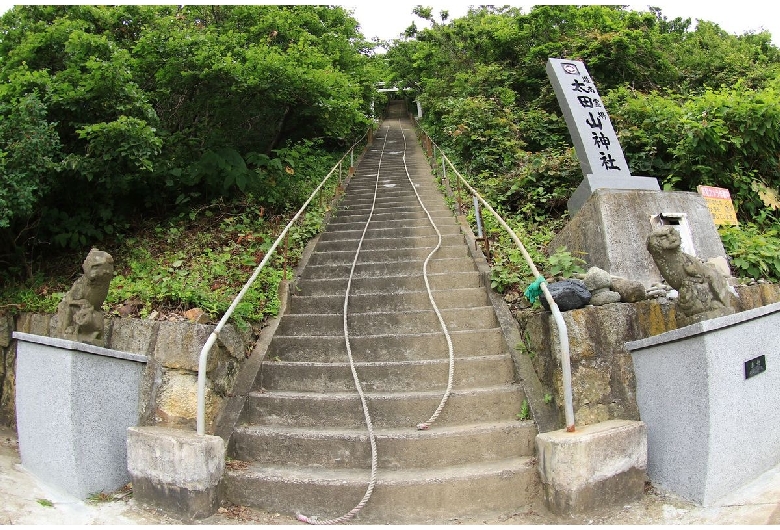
13,332 -> 147,498
109,319 -> 158,356
17,313 -> 53,336
155,370 -> 220,428
551,189 -> 727,288
127,426 -> 225,519
568,174 -> 660,215
536,420 -> 647,515
626,301 -> 780,505
154,322 -> 213,371
0,314 -> 11,348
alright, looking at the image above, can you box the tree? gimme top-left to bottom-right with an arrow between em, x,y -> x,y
0,5 -> 378,276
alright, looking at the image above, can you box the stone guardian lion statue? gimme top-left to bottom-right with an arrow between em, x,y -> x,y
646,226 -> 737,326
56,248 -> 114,345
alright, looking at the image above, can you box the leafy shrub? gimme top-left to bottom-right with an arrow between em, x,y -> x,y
719,224 -> 780,282
0,92 -> 61,229
546,247 -> 586,278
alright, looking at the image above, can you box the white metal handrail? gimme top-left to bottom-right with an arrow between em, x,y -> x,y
196,131 -> 369,435
417,124 -> 576,432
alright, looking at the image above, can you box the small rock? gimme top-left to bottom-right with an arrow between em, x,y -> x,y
590,290 -> 622,306
148,310 -> 159,320
583,267 -> 612,292
184,308 -> 209,324
540,279 -> 591,311
611,277 -> 647,303
117,305 -> 134,317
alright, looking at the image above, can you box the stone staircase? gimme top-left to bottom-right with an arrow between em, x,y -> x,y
219,110 -> 541,523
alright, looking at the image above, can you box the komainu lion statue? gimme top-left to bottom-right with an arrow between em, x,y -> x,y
56,248 -> 114,345
646,226 -> 737,325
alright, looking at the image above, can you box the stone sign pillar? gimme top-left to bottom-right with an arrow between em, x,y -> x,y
546,58 -> 729,287
546,58 -> 660,214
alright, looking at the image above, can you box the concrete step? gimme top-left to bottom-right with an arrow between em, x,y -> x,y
336,186 -> 444,199
323,216 -> 458,233
330,210 -> 453,225
274,307 -> 498,337
220,456 -> 540,524
239,385 -> 524,429
312,234 -> 466,253
294,271 -> 482,296
304,245 -> 469,266
336,194 -> 443,205
339,189 -> 445,203
317,224 -> 462,242
266,329 -> 508,363
286,288 -> 490,314
332,201 -> 450,214
300,257 -> 476,280
335,198 -> 450,214
258,354 -> 515,392
230,420 -> 537,469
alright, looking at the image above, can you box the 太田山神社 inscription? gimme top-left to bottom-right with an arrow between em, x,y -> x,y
546,58 -> 660,213
546,58 -> 629,178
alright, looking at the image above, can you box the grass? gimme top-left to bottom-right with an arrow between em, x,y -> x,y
0,195 -> 331,328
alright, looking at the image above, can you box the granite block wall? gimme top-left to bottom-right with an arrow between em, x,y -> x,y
1,313 -> 253,433
513,283 -> 780,429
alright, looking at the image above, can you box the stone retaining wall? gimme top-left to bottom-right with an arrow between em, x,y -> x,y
0,313 -> 254,432
4,283 -> 779,432
514,283 -> 780,428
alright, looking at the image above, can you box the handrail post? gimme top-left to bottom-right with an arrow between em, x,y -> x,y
283,231 -> 289,281
455,168 -> 462,212
472,195 -> 483,238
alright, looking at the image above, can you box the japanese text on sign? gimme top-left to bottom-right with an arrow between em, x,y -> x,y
698,186 -> 739,226
546,58 -> 630,178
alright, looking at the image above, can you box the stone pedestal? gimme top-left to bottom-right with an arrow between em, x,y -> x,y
626,302 -> 780,506
536,420 -> 647,515
568,174 -> 660,215
13,332 -> 147,498
127,426 -> 225,519
551,189 -> 727,288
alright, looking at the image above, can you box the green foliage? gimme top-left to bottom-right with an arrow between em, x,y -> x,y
517,399 -> 531,421
547,247 -> 586,278
0,5 -> 376,275
106,203 -> 285,325
609,82 -> 780,222
0,92 -> 61,229
389,4 -> 780,294
719,224 -> 780,282
0,274 -> 64,314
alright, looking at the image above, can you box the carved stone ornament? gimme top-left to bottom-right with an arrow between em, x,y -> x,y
646,226 -> 737,326
56,248 -> 114,345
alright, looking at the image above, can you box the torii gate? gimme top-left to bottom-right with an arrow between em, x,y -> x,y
375,83 -> 422,118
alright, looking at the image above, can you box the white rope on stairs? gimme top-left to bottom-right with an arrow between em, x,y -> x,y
397,119 -> 456,431
296,124 -> 390,525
